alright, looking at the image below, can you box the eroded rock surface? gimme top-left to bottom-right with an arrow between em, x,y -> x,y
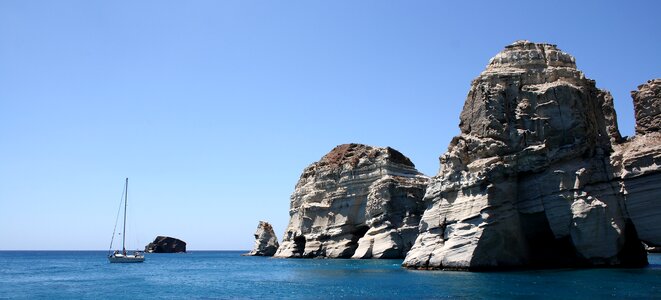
632,79 -> 661,135
145,236 -> 187,253
403,41 -> 647,270
615,79 -> 661,247
274,143 -> 429,258
245,221 -> 280,256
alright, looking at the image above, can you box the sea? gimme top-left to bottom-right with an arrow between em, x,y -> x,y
0,251 -> 659,299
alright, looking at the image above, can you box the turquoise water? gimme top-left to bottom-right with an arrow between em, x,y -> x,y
0,251 -> 659,299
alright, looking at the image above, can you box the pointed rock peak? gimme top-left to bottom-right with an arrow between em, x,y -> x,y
486,40 -> 577,73
258,220 -> 273,231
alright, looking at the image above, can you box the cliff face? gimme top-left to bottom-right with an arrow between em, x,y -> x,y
245,221 -> 280,256
145,236 -> 187,253
616,79 -> 661,248
274,143 -> 429,258
403,41 -> 647,270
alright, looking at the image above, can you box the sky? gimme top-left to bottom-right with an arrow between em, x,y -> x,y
1,1 -> 659,250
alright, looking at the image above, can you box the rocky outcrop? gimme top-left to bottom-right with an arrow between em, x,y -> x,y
403,41 -> 647,270
245,221 -> 280,256
615,79 -> 661,248
274,143 -> 429,259
352,176 -> 428,259
145,236 -> 187,253
631,79 -> 661,135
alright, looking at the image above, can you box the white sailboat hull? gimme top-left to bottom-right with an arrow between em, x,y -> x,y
108,253 -> 145,263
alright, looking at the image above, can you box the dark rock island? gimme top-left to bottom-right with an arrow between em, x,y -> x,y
145,236 -> 187,253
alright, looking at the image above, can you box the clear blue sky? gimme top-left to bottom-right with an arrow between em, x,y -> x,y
1,1 -> 659,250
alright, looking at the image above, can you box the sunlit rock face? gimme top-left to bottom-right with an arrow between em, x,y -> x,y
403,41 -> 647,270
245,221 -> 279,256
615,79 -> 661,248
274,143 -> 429,259
631,79 -> 661,135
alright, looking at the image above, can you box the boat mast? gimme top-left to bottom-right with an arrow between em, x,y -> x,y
122,177 -> 128,254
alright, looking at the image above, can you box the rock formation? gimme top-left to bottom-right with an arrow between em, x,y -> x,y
145,236 -> 187,253
245,221 -> 280,256
403,41 -> 648,270
631,79 -> 661,135
614,79 -> 661,249
274,143 -> 429,259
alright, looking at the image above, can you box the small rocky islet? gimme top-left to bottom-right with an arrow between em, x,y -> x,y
244,221 -> 279,256
247,40 -> 661,271
145,236 -> 187,253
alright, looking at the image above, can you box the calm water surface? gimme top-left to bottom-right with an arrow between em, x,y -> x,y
0,251 -> 659,299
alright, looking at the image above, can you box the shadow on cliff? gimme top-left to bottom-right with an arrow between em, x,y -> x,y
467,175 -> 648,271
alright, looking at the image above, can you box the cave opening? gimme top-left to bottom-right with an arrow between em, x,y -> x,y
352,225 -> 370,242
293,235 -> 306,257
519,212 -> 585,268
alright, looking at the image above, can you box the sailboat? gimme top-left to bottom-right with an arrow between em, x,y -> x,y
108,178 -> 145,263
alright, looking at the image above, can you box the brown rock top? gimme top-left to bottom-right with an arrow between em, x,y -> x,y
318,143 -> 414,169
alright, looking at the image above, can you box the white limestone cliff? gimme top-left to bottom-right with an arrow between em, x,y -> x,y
403,41 -> 647,270
616,79 -> 661,248
274,144 -> 429,259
